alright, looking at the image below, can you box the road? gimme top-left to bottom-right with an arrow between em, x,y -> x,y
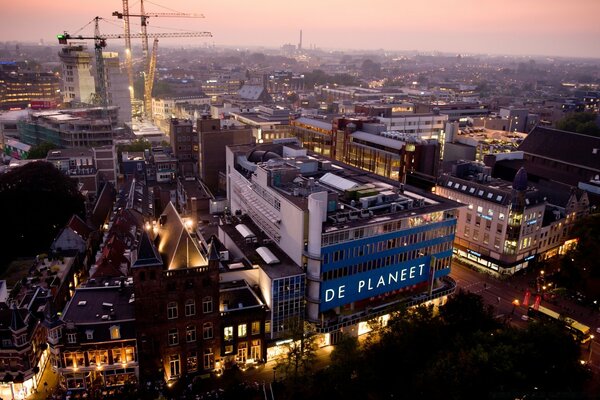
449,260 -> 600,374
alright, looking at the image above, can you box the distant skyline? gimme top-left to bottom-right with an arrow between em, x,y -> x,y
2,0 -> 600,59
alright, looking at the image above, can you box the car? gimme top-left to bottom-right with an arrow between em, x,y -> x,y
521,315 -> 529,321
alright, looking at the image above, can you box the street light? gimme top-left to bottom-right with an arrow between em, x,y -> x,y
512,299 -> 520,315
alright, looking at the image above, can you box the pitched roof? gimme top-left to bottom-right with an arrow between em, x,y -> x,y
67,215 -> 93,240
156,202 -> 207,270
132,230 -> 162,268
518,127 -> 600,171
238,85 -> 271,101
91,182 -> 116,229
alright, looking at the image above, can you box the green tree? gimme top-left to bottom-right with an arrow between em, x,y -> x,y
0,161 -> 85,268
27,142 -> 59,159
556,112 -> 600,137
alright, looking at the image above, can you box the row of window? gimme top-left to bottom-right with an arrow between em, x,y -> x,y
321,212 -> 450,247
62,347 -> 135,368
66,325 -> 121,344
168,323 -> 214,346
324,227 -> 454,265
323,242 -> 453,281
223,321 -> 262,341
167,298 -> 213,319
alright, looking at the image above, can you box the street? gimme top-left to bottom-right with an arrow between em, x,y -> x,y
449,260 -> 600,374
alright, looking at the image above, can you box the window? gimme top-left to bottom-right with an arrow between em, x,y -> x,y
499,213 -> 505,221
483,233 -> 489,245
109,325 -> 120,340
203,297 -> 213,314
477,206 -> 483,213
265,321 -> 271,334
225,345 -> 233,354
250,339 -> 261,360
251,321 -> 261,335
169,354 -> 180,377
167,302 -> 178,319
187,352 -> 198,373
168,329 -> 179,346
85,330 -> 94,340
203,348 -> 214,370
224,326 -> 233,341
186,325 -> 196,343
466,213 -> 472,224
238,324 -> 247,338
203,322 -> 213,340
237,342 -> 247,362
67,333 -> 77,344
185,299 -> 195,317
464,226 -> 470,237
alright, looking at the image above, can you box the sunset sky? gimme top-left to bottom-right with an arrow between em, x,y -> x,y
2,0 -> 599,58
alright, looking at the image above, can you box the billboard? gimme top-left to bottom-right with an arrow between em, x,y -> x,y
320,255 -> 432,312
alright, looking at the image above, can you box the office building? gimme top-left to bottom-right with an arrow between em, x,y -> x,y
226,141 -> 459,342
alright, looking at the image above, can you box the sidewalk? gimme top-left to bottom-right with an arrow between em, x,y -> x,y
27,359 -> 59,400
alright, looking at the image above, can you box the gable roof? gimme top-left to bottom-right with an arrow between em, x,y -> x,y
518,127 -> 600,172
91,182 -> 116,229
132,230 -> 162,268
67,215 -> 93,240
238,85 -> 271,101
156,202 -> 207,270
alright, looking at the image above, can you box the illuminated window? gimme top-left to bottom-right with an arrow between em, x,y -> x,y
251,321 -> 261,335
109,325 -> 120,340
238,324 -> 247,338
224,326 -> 233,341
186,325 -> 196,343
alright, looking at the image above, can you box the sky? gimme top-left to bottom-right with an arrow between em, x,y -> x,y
2,0 -> 600,59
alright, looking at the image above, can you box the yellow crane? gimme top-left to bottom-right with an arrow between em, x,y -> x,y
113,0 -> 207,120
58,19 -> 211,118
144,38 -> 159,119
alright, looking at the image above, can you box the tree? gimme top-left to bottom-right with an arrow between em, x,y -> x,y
0,161 -> 85,268
556,112 -> 600,137
27,142 -> 59,159
304,291 -> 592,400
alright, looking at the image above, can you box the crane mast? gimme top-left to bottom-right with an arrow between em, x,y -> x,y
145,38 -> 159,119
113,4 -> 207,121
121,0 -> 134,102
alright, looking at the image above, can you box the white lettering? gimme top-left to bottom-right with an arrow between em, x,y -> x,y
388,271 -> 398,284
377,276 -> 385,288
419,263 -> 425,275
409,266 -> 416,279
325,285 -> 346,302
325,289 -> 335,302
358,280 -> 366,293
401,269 -> 407,281
367,279 -> 373,290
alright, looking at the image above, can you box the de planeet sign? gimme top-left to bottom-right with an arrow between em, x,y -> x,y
319,255 -> 432,312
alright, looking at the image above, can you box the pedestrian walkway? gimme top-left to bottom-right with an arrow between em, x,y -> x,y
27,358 -> 59,400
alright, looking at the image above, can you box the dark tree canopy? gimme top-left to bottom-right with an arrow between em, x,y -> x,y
556,112 -> 600,137
0,161 -> 85,267
277,290 -> 591,400
27,142 -> 59,159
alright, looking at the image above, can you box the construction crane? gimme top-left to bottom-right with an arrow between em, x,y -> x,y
113,0 -> 206,119
58,17 -> 109,110
144,38 -> 159,119
58,17 -> 212,118
119,1 -> 134,104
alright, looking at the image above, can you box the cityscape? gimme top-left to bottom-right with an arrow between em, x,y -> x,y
0,1 -> 599,399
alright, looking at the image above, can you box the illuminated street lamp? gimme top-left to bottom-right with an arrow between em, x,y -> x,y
512,299 -> 520,315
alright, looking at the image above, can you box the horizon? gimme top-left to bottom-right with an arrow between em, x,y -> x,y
1,0 -> 599,60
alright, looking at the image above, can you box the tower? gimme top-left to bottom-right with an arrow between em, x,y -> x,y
298,29 -> 302,51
